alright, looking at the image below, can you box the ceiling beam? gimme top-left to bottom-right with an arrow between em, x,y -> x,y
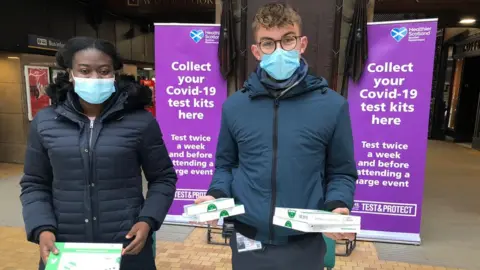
375,0 -> 480,14
104,0 -> 215,14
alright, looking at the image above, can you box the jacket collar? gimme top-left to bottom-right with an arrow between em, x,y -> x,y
244,72 -> 329,100
54,90 -> 128,124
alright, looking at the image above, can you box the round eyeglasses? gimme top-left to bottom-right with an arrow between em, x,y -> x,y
258,35 -> 302,54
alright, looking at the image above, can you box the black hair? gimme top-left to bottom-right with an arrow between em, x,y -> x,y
46,37 -> 152,109
117,74 -> 137,82
117,74 -> 153,108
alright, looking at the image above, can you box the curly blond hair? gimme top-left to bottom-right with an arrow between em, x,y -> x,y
252,2 -> 302,34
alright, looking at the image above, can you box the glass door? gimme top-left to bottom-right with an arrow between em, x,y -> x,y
440,46 -> 455,133
447,58 -> 464,131
473,93 -> 480,150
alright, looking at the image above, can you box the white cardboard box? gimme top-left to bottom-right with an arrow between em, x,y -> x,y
275,207 -> 361,225
183,205 -> 245,222
183,198 -> 235,216
273,216 -> 361,233
45,243 -> 123,270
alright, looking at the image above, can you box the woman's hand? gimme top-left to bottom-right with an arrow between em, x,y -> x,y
39,231 -> 58,264
122,221 -> 151,256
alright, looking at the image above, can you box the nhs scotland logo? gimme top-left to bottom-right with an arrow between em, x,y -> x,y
390,27 -> 407,42
190,30 -> 205,43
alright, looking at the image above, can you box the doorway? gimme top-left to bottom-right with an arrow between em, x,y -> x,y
449,56 -> 480,142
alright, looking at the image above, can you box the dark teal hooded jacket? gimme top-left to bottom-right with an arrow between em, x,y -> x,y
207,71 -> 357,245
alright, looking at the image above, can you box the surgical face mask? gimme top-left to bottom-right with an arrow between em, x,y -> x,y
72,74 -> 115,104
259,48 -> 300,81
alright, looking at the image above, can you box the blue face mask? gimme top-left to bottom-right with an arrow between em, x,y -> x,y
259,49 -> 300,81
72,74 -> 116,104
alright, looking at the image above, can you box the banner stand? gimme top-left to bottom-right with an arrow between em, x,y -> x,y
154,23 -> 227,226
357,230 -> 421,245
348,19 -> 438,245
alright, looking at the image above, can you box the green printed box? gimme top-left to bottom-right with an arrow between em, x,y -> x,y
273,216 -> 361,233
275,207 -> 361,226
183,198 -> 235,216
184,204 -> 245,222
45,242 -> 123,270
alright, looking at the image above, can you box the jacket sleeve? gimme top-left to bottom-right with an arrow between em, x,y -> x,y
206,106 -> 238,199
324,101 -> 358,211
20,117 -> 57,243
138,118 -> 177,231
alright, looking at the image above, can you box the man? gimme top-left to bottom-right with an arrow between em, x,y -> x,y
195,2 -> 357,269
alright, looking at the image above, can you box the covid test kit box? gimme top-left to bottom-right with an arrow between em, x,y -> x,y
275,207 -> 361,225
273,207 -> 361,233
184,204 -> 245,222
273,216 -> 360,233
183,198 -> 235,216
45,243 -> 123,270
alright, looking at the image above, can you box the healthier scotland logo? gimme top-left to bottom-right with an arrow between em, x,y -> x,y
190,30 -> 205,43
390,27 -> 408,42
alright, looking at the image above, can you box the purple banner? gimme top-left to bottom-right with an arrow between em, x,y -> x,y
348,19 -> 438,243
154,24 -> 226,223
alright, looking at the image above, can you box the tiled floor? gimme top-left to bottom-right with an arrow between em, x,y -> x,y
0,163 -> 22,179
0,226 -> 462,270
373,141 -> 480,269
1,141 -> 478,269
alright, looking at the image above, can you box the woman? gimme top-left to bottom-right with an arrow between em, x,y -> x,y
20,37 -> 177,270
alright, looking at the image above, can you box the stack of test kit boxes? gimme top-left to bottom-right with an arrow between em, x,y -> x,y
273,207 -> 361,233
183,198 -> 245,222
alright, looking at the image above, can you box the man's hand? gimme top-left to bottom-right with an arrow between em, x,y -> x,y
39,231 -> 58,264
193,195 -> 218,226
323,208 -> 356,241
194,195 -> 216,204
122,222 -> 151,256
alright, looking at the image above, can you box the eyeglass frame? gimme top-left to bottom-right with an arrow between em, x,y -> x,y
256,35 -> 304,55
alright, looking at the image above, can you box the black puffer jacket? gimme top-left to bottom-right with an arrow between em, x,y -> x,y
20,87 -> 177,269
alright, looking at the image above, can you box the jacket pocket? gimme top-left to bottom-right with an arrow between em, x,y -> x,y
231,170 -> 271,234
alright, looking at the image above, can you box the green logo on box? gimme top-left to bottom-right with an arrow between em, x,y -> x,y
220,210 -> 230,217
287,210 -> 296,218
207,204 -> 217,212
285,221 -> 292,228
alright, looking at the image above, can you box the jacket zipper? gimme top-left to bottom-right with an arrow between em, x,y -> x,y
88,119 -> 94,188
88,119 -> 96,240
68,99 -> 96,239
89,120 -> 94,149
64,98 -> 126,241
269,99 -> 280,243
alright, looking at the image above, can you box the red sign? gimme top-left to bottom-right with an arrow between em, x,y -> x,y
25,66 -> 51,121
141,79 -> 156,117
